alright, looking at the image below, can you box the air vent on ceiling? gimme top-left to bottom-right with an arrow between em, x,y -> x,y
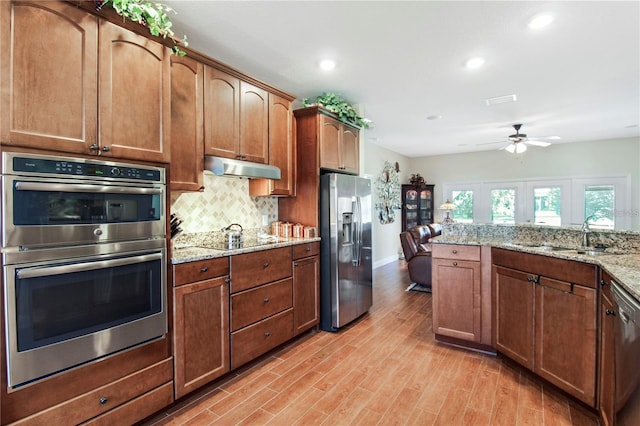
485,94 -> 517,106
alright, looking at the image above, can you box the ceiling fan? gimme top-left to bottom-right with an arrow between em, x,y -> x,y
501,124 -> 552,153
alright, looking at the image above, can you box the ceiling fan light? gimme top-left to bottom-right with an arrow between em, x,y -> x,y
515,143 -> 527,154
505,144 -> 516,153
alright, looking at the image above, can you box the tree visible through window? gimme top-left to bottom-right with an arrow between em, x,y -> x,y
452,190 -> 473,223
491,189 -> 515,224
534,187 -> 561,226
585,185 -> 615,229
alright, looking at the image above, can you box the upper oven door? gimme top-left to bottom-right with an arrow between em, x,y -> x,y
2,175 -> 165,248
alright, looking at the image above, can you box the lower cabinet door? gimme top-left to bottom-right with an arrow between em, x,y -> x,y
493,266 -> 536,370
231,309 -> 294,369
173,277 -> 230,399
432,258 -> 481,342
293,255 -> 319,335
535,277 -> 597,407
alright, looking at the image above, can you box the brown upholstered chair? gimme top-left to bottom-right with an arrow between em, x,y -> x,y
399,225 -> 437,292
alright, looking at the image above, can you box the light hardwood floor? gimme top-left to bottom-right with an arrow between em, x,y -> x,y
143,260 -> 600,426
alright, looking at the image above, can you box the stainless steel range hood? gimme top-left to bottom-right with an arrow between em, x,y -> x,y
204,156 -> 281,180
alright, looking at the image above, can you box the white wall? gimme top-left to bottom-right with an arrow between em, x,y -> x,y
407,137 -> 640,229
363,142 -> 412,267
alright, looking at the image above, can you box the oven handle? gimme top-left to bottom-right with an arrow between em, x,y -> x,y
16,252 -> 163,279
14,181 -> 162,195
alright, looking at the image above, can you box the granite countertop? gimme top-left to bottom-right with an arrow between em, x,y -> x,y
431,236 -> 640,302
171,237 -> 321,265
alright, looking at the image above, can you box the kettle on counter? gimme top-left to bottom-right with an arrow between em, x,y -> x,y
222,223 -> 243,249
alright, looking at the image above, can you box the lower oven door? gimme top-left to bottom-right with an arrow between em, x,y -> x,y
3,241 -> 167,390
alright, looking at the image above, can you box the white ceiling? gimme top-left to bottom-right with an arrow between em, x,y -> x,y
163,1 -> 640,157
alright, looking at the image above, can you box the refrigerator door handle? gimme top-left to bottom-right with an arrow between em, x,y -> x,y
353,196 -> 362,266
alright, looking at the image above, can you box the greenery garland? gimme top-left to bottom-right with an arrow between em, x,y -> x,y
95,0 -> 188,56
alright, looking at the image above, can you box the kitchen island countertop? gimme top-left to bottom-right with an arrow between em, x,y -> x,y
431,236 -> 640,303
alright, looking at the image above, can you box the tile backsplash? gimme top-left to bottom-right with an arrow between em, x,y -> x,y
170,173 -> 278,233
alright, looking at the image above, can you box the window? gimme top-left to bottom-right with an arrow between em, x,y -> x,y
451,190 -> 473,223
584,185 -> 615,229
533,187 -> 562,226
491,189 -> 515,224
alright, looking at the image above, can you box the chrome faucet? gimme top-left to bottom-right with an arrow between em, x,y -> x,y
581,215 -> 594,248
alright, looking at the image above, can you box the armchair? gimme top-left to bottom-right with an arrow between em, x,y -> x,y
399,224 -> 438,292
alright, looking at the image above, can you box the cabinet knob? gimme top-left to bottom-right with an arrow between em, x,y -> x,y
600,279 -> 608,287
102,145 -> 110,152
263,298 -> 269,303
306,247 -> 311,251
99,397 -> 108,405
452,261 -> 458,267
201,266 -> 208,272
264,331 -> 271,337
263,262 -> 269,268
89,144 -> 99,151
606,309 -> 617,316
225,278 -> 230,284
452,250 -> 458,254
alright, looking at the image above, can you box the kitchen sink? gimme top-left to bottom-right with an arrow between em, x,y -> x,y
533,246 -> 574,252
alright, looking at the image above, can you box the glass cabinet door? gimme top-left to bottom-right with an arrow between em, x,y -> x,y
402,184 -> 435,231
405,189 -> 418,229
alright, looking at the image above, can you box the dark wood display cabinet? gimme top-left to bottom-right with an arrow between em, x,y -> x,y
401,184 -> 435,231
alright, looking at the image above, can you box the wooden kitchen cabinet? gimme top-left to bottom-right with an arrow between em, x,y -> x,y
0,0 -> 98,153
293,242 -> 320,335
172,257 -> 230,399
492,248 -> 598,407
279,106 -> 361,227
170,54 -> 204,191
249,93 -> 296,196
1,3 -> 171,163
99,21 -> 171,163
203,67 -> 268,164
319,113 -> 359,174
230,247 -> 294,369
599,270 -> 615,426
431,244 -> 492,347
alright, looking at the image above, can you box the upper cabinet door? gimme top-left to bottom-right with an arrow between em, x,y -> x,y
319,115 -> 341,171
240,82 -> 268,164
1,1 -> 98,153
99,21 -> 170,163
170,55 -> 204,191
340,125 -> 359,174
203,66 -> 239,159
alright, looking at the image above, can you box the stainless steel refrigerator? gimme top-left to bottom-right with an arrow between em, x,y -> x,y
319,173 -> 373,331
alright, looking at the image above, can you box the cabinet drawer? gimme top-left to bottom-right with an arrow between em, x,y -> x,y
293,242 -> 320,259
15,358 -> 173,425
82,382 -> 174,426
231,308 -> 294,368
231,247 -> 292,293
231,278 -> 293,331
432,244 -> 480,261
173,257 -> 229,286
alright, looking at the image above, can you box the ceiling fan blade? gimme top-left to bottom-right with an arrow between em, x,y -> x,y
498,142 -> 512,150
476,140 -> 506,146
525,140 -> 551,147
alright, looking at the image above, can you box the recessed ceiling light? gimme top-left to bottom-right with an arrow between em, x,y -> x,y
319,59 -> 336,71
528,14 -> 554,29
486,94 -> 517,106
426,115 -> 442,120
465,57 -> 485,69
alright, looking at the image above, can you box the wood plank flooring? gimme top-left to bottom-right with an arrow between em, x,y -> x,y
142,260 -> 600,426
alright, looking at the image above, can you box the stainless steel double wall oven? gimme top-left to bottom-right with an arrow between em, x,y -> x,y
1,152 -> 167,390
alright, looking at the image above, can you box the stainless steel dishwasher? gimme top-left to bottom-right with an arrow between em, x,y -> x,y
611,280 -> 640,425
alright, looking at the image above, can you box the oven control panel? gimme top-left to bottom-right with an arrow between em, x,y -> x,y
7,154 -> 163,182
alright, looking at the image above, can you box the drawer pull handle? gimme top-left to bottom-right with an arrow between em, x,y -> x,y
606,309 -> 617,316
99,397 -> 108,405
264,331 -> 271,337
263,262 -> 269,268
263,298 -> 269,303
452,250 -> 458,254
201,266 -> 208,272
453,262 -> 458,267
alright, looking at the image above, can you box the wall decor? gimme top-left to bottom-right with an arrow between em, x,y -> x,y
374,161 -> 401,224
